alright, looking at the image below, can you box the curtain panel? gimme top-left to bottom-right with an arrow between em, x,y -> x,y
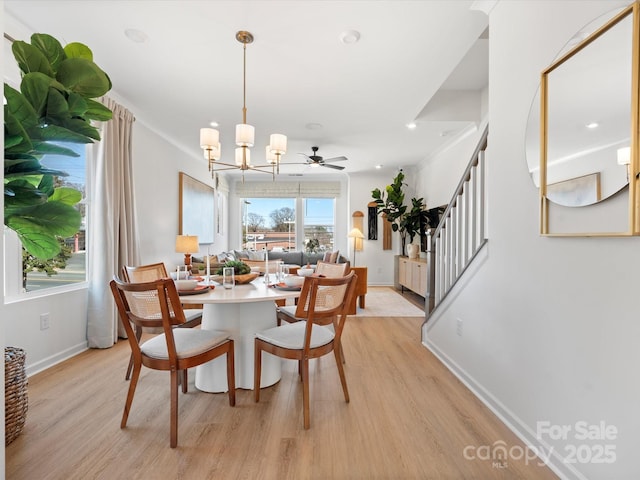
86,97 -> 140,348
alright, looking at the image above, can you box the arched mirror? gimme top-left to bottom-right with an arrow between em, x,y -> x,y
525,2 -> 640,236
525,5 -> 632,208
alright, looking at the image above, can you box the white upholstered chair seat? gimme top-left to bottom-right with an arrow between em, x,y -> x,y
256,322 -> 334,350
184,309 -> 203,322
141,328 -> 230,360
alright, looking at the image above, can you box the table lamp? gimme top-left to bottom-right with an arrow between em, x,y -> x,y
347,228 -> 365,266
175,235 -> 199,272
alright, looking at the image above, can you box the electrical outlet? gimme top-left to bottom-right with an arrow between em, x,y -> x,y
456,317 -> 463,337
40,313 -> 50,330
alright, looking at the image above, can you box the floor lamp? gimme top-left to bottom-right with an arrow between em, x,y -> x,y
348,228 -> 364,266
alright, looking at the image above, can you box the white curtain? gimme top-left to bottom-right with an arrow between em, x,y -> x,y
86,97 -> 140,348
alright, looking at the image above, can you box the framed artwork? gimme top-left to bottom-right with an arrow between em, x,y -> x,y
179,172 -> 215,243
547,172 -> 601,207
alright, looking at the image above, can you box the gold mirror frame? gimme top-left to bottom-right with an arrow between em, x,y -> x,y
540,2 -> 640,236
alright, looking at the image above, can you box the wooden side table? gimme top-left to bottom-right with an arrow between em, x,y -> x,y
348,266 -> 368,314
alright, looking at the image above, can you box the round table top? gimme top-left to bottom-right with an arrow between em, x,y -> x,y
179,276 -> 300,304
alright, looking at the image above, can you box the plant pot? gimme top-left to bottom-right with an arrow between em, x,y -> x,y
406,243 -> 419,259
5,347 -> 28,445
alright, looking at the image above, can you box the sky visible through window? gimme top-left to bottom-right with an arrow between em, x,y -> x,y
244,198 -> 333,228
39,143 -> 86,186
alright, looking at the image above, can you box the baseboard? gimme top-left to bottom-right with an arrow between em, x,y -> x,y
423,338 -> 588,480
26,342 -> 88,377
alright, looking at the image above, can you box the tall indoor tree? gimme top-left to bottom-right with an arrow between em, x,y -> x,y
4,33 -> 112,259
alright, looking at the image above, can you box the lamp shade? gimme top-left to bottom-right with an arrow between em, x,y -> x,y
617,146 -> 631,165
269,134 -> 287,155
235,147 -> 251,166
200,128 -> 219,149
347,228 -> 365,239
175,235 -> 199,254
266,145 -> 277,165
235,123 -> 255,147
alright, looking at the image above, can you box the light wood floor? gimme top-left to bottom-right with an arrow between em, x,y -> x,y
6,313 -> 557,479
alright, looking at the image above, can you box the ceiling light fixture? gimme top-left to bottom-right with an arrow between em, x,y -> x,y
406,122 -> 417,130
124,28 -> 148,43
586,122 -> 599,129
199,31 -> 287,181
340,30 -> 361,45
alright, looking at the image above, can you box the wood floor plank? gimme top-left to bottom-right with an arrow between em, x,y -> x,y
6,312 -> 558,480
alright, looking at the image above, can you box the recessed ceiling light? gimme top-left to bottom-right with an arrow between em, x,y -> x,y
305,122 -> 323,130
586,122 -> 599,129
124,28 -> 148,43
375,165 -> 382,169
340,30 -> 361,45
210,121 -> 219,127
406,122 -> 417,130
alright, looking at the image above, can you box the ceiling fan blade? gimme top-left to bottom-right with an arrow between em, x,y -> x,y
322,156 -> 348,163
321,163 -> 345,170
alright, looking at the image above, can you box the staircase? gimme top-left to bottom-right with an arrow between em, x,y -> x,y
424,125 -> 489,320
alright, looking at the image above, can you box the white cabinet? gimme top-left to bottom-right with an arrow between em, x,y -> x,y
395,256 -> 427,297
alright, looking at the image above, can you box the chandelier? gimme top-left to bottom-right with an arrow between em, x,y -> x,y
199,31 -> 287,180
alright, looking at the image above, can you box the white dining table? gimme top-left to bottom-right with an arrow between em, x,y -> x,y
179,276 -> 301,392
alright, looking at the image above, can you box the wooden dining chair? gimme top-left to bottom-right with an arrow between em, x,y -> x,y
122,262 -> 203,381
254,272 -> 357,429
275,261 -> 350,362
110,277 -> 235,448
276,261 -> 349,325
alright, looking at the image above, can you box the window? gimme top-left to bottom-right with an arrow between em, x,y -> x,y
5,144 -> 88,295
242,198 -> 296,251
235,181 -> 340,253
240,196 -> 336,253
303,198 -> 335,253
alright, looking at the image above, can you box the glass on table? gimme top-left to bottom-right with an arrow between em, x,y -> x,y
222,266 -> 235,289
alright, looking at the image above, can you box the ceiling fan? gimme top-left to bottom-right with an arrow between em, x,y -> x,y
297,146 -> 348,170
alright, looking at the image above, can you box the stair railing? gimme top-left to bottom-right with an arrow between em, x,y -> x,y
425,125 -> 489,318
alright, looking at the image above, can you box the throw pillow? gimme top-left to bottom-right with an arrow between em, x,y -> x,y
323,251 -> 340,263
247,250 -> 265,261
216,251 -> 233,262
234,249 -> 250,259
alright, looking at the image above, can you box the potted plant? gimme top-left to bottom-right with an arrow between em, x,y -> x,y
3,32 -> 112,445
4,33 -> 112,260
371,171 -> 430,256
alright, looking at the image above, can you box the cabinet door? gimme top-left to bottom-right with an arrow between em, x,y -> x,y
398,258 -> 410,287
411,261 -> 427,296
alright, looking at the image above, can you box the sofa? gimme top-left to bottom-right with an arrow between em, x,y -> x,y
191,249 -> 349,274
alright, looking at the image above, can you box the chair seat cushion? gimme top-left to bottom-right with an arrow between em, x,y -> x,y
184,309 -> 203,322
256,322 -> 334,350
277,305 -> 301,322
141,328 -> 229,360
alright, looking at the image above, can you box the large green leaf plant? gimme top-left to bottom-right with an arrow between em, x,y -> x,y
4,33 -> 112,259
371,171 -> 430,255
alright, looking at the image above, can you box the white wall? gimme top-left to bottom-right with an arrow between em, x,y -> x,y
131,120 -> 221,269
416,121 -> 488,209
423,2 -> 638,479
